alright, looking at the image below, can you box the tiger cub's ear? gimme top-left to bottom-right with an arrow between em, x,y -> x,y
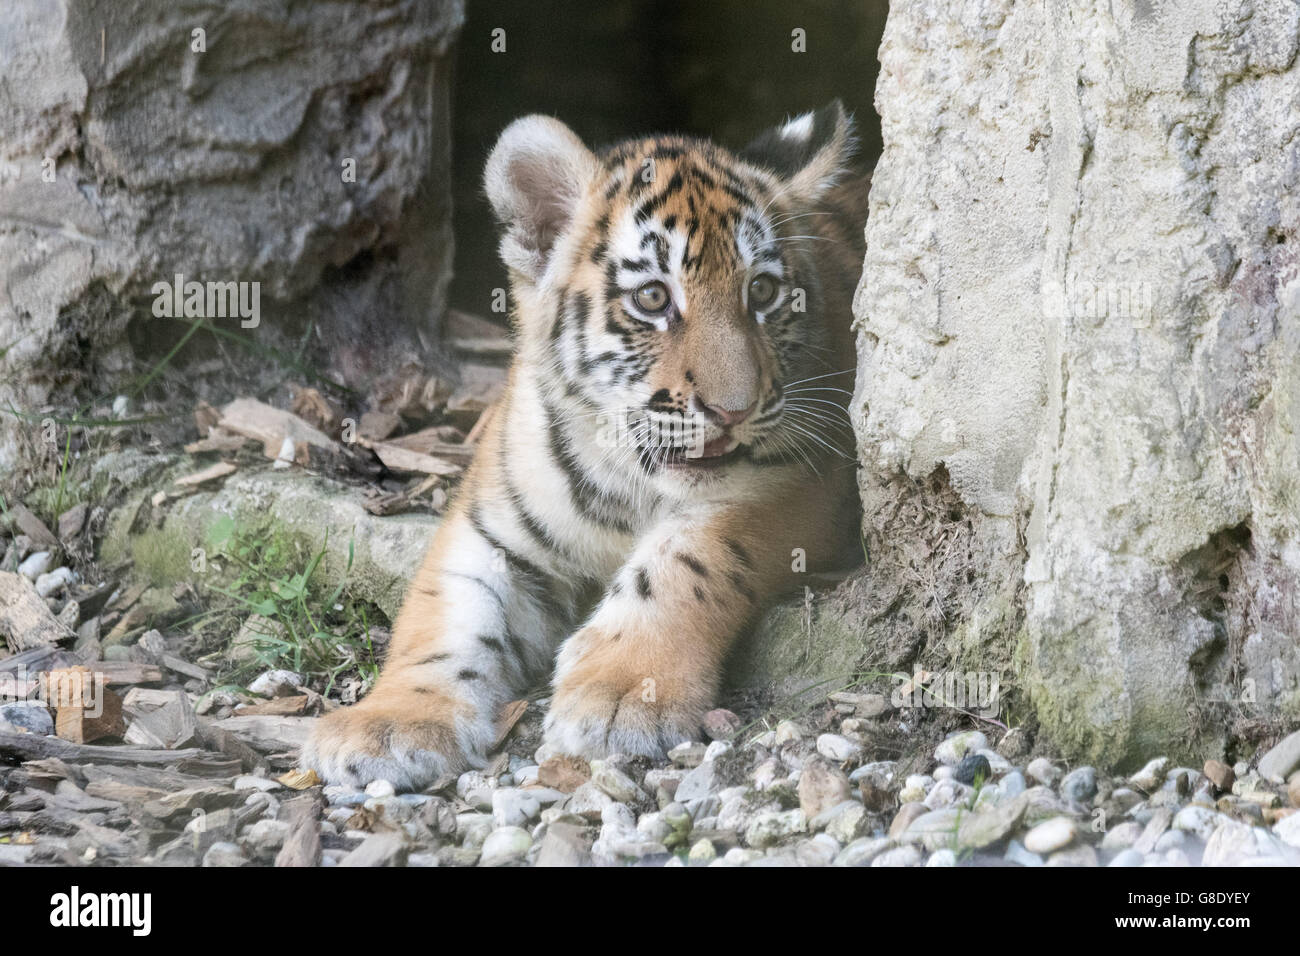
485,116 -> 600,284
740,100 -> 857,204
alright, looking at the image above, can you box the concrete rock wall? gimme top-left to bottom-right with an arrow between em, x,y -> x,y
855,0 -> 1300,766
0,0 -> 463,472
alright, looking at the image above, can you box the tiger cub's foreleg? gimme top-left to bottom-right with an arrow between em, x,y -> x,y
303,504 -> 560,790
542,509 -> 780,760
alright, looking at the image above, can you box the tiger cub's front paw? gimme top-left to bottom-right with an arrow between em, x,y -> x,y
302,685 -> 484,792
542,635 -> 705,760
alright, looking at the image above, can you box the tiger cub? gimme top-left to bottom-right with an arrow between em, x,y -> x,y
305,102 -> 869,789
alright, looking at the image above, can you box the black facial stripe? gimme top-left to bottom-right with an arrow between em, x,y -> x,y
635,567 -> 652,599
634,169 -> 684,224
478,635 -> 505,654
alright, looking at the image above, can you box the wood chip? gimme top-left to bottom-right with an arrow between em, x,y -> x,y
214,715 -> 312,753
6,502 -> 60,550
161,653 -> 210,682
275,792 -> 323,867
358,410 -> 402,441
194,400 -> 221,432
97,661 -> 164,686
122,689 -> 198,749
234,695 -> 310,717
174,461 -> 237,487
49,666 -> 126,743
0,728 -> 218,768
0,571 -> 75,652
492,699 -> 528,750
57,503 -> 88,541
184,429 -> 248,454
289,387 -> 339,433
385,427 -> 476,464
217,397 -> 337,463
363,440 -> 462,477
196,718 -> 264,774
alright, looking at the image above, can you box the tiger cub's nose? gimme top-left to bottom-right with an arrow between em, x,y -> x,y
702,400 -> 757,428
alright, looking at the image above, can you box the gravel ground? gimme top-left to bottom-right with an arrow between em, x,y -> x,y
6,677 -> 1298,867
2,536 -> 1299,867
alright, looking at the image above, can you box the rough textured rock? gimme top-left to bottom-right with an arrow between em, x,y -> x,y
853,0 -> 1300,766
0,0 -> 464,470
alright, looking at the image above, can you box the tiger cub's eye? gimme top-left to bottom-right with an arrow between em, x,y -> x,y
632,281 -> 671,314
748,273 -> 779,309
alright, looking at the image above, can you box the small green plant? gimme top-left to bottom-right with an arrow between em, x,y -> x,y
206,517 -> 380,696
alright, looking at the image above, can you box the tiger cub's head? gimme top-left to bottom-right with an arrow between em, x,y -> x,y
485,102 -> 862,494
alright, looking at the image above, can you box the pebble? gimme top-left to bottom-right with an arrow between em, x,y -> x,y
1128,756 -> 1169,792
1023,816 -> 1076,854
1108,848 -> 1145,867
955,792 -> 1028,850
590,761 -> 645,803
17,551 -> 52,580
1274,811 -> 1300,849
1172,805 -> 1220,841
872,845 -> 922,867
798,758 -> 851,818
901,808 -> 962,852
774,720 -> 806,746
1000,770 -> 1027,799
365,779 -> 396,799
35,566 -> 75,598
688,839 -> 717,864
834,836 -> 894,866
889,802 -> 928,840
1100,821 -> 1143,850
1201,819 -> 1262,866
1258,731 -> 1300,784
1026,757 -> 1062,787
703,740 -> 733,762
480,827 -> 532,866
823,802 -> 870,844
955,753 -> 992,785
1004,839 -> 1043,867
537,755 -> 591,791
744,809 -> 806,848
0,702 -> 53,736
702,708 -> 742,740
248,669 -> 304,698
1061,766 -> 1098,804
927,848 -> 958,866
492,788 -> 541,828
234,775 -> 282,793
816,733 -> 861,762
935,730 -> 988,765
667,741 -> 707,768
242,819 -> 290,854
674,761 -> 719,804
1046,844 -> 1098,867
202,842 -> 249,867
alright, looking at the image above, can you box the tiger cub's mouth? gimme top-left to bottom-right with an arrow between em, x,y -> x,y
660,434 -> 746,470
